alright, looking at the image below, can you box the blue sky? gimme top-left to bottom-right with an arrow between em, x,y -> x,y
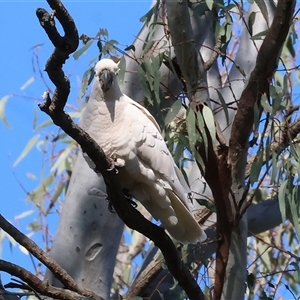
0,0 -> 151,286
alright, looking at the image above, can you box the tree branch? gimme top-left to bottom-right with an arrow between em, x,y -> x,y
36,1 -> 205,299
0,259 -> 92,300
229,0 -> 296,186
0,214 -> 101,300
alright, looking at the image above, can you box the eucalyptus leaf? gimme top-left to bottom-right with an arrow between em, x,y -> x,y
0,95 -> 11,128
205,0 -> 214,10
249,150 -> 264,185
165,100 -> 182,125
20,76 -> 35,90
73,40 -> 93,60
216,89 -> 229,125
35,119 -> 53,130
186,108 -> 197,157
28,174 -> 55,205
250,29 -> 268,40
13,134 -> 40,167
254,0 -> 269,24
202,105 -> 216,145
15,210 -> 35,220
278,179 -> 288,221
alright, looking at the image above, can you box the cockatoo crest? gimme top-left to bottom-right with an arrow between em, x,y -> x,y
80,58 -> 207,244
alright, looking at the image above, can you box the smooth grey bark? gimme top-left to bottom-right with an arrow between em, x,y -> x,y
44,152 -> 124,299
221,3 -> 276,299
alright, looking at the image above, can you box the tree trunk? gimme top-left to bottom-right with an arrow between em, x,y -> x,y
44,152 -> 123,299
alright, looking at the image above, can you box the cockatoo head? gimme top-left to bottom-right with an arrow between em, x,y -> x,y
94,59 -> 119,92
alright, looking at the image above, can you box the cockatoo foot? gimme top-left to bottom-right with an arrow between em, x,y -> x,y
106,189 -> 137,213
107,152 -> 125,171
123,188 -> 138,208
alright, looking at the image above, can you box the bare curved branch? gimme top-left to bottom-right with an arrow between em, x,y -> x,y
36,1 -> 205,299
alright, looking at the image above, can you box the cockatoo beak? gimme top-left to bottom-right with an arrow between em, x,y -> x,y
99,69 -> 113,92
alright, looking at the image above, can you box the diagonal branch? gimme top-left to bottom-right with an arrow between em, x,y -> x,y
36,1 -> 205,299
0,259 -> 92,300
229,0 -> 296,186
0,214 -> 101,300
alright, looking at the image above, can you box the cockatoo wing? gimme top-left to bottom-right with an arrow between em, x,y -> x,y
123,96 -> 206,243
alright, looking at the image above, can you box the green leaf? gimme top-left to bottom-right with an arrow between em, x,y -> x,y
0,95 -> 11,128
28,174 -> 55,205
248,11 -> 256,36
51,145 -> 74,175
260,95 -> 272,113
270,85 -> 283,114
278,179 -> 288,221
138,67 -> 152,102
27,221 -> 42,232
194,150 -> 205,173
49,182 -> 65,208
142,40 -> 155,56
13,134 -> 40,167
174,142 -> 184,165
216,89 -> 229,125
195,198 -> 216,212
20,76 -> 35,90
165,100 -> 182,125
80,67 -> 94,99
250,29 -> 268,40
249,150 -> 264,185
270,152 -> 277,184
186,108 -> 197,156
151,55 -> 162,105
192,2 -> 209,16
254,0 -> 269,24
197,111 -> 208,158
140,2 -> 158,24
98,28 -> 108,37
122,264 -> 132,285
205,0 -> 214,10
202,105 -> 216,145
33,105 -> 38,130
288,187 -> 300,239
253,102 -> 260,130
34,119 -> 53,130
73,40 -> 93,60
15,210 -> 34,220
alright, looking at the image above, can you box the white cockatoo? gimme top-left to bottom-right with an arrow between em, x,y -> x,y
80,58 -> 207,244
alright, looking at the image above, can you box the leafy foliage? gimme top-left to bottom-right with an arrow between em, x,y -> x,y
1,1 -> 300,299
